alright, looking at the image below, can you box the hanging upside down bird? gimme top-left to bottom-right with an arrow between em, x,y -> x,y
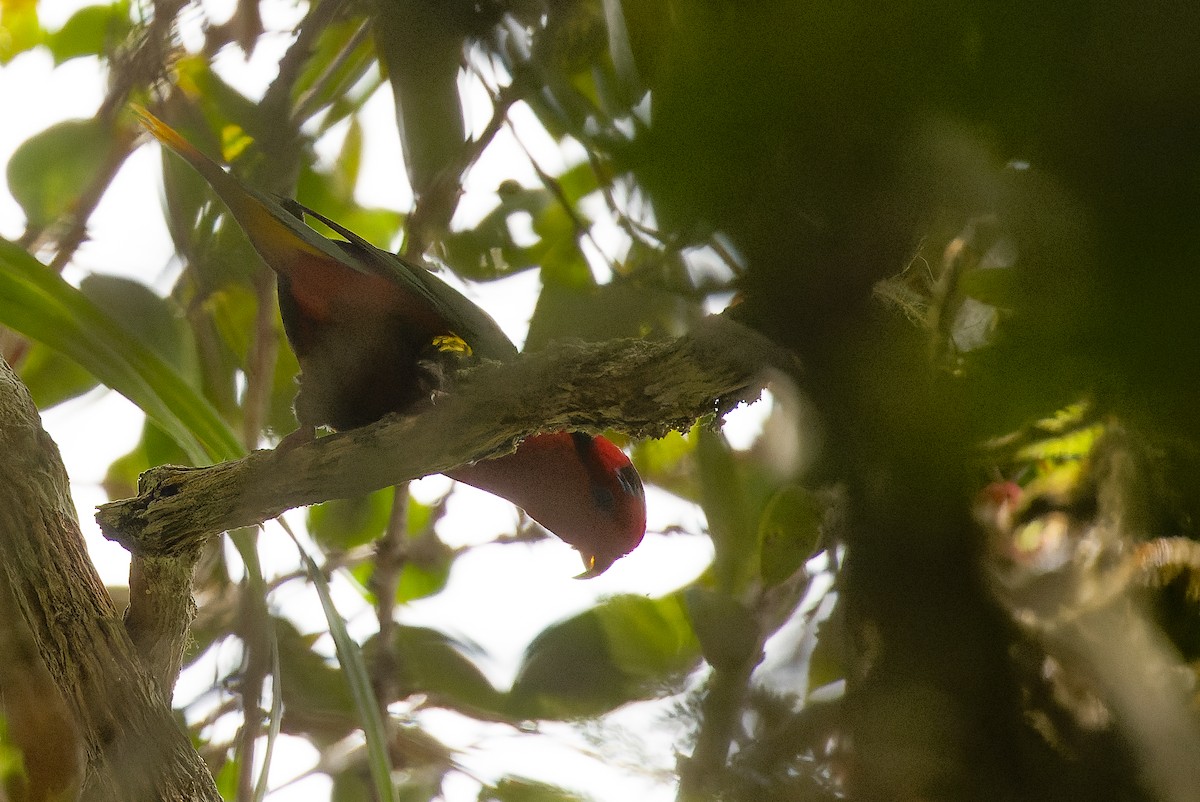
134,107 -> 646,577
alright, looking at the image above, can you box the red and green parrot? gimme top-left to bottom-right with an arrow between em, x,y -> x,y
135,107 -> 645,576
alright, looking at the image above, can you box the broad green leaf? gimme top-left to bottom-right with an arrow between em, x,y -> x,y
331,769 -> 372,802
309,489 -> 394,551
18,340 -> 98,408
632,429 -> 697,500
47,1 -> 130,63
510,593 -> 700,719
81,274 -> 195,373
957,266 -> 1019,309
272,618 -> 357,743
335,117 -> 363,199
0,0 -> 42,62
537,0 -> 606,76
342,499 -> 454,603
757,485 -> 824,587
294,18 -> 377,128
508,608 -> 627,720
805,612 -> 845,696
23,273 -> 193,411
554,162 -> 603,207
594,593 -> 697,679
696,428 -> 754,593
174,55 -> 259,133
293,540 -> 398,802
530,203 -> 591,289
0,240 -> 241,463
393,539 -> 452,603
615,0 -> 670,89
481,777 -> 593,802
373,0 -> 465,199
441,185 -> 552,281
388,626 -> 504,718
212,756 -> 240,799
684,587 -> 760,669
525,279 -> 688,352
6,119 -> 112,229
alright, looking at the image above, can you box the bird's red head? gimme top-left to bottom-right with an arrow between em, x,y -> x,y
446,432 -> 646,577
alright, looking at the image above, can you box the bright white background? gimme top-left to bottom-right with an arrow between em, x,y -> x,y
0,1 -> 778,798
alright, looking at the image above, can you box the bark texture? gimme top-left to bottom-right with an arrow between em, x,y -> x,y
0,357 -> 220,801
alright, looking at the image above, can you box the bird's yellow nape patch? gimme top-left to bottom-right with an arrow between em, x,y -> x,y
432,334 -> 473,356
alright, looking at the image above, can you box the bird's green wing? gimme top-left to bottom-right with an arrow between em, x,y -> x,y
135,106 -> 516,360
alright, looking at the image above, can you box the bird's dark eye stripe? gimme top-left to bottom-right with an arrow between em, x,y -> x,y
592,485 -> 616,512
571,431 -> 594,459
616,465 -> 644,498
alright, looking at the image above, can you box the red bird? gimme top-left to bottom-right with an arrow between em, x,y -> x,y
136,107 -> 646,576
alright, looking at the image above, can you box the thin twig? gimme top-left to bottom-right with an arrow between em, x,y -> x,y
370,484 -> 409,714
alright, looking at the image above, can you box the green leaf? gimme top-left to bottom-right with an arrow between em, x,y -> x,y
331,769 -> 372,802
614,0 -> 670,89
394,543 -> 452,602
0,0 -> 42,63
757,485 -> 824,587
508,610 -> 623,720
335,116 -> 363,198
272,618 -> 358,743
17,340 -> 99,409
509,593 -> 700,719
481,777 -> 593,802
805,612 -> 845,695
632,429 -> 698,500
292,540 -> 398,802
554,162 -> 602,207
530,203 -> 591,289
957,266 -> 1019,309
696,429 -> 754,593
309,489 -> 394,551
372,0 -> 465,198
0,240 -> 242,463
595,593 -> 698,678
47,2 -> 130,63
684,587 -> 760,669
524,279 -> 687,351
6,119 -> 113,229
294,18 -> 377,127
212,756 -> 240,799
389,626 -> 504,718
80,274 -> 195,373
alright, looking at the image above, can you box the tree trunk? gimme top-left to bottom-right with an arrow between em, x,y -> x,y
0,357 -> 219,801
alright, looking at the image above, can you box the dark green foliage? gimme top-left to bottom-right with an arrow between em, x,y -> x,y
5,1 -> 1200,800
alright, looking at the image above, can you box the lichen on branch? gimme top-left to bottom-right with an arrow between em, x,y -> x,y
97,316 -> 790,559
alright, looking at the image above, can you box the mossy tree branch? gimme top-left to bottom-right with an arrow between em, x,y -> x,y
98,316 -> 789,558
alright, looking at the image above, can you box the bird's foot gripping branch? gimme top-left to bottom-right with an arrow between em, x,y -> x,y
96,318 -> 790,567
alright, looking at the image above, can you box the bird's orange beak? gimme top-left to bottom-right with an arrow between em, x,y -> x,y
574,552 -> 617,580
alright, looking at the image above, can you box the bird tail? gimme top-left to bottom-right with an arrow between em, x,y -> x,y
132,104 -> 329,264
132,105 -> 236,192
